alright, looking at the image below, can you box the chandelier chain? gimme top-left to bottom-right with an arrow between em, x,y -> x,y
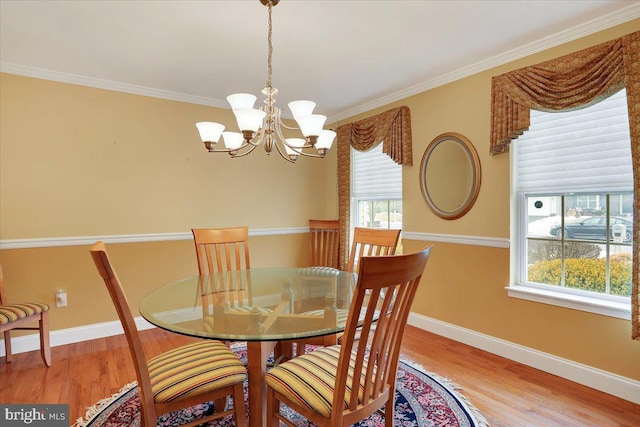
266,1 -> 273,88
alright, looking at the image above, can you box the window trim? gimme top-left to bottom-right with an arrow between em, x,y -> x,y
507,285 -> 631,320
510,170 -> 632,320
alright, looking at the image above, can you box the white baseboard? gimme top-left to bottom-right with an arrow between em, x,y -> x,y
0,317 -> 155,357
3,313 -> 638,405
407,312 -> 640,405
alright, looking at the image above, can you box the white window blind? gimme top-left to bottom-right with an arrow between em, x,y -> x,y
352,143 -> 402,199
516,89 -> 632,193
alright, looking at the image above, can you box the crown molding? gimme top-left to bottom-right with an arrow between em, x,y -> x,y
0,62 -> 228,109
332,3 -> 640,122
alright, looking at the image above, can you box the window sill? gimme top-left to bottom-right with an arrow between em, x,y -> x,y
506,285 -> 630,320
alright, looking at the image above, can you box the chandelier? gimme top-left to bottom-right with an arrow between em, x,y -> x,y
195,0 -> 336,163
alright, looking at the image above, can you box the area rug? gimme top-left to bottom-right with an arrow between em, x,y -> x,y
74,344 -> 489,427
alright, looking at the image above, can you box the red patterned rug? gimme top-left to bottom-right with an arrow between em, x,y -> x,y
74,344 -> 489,427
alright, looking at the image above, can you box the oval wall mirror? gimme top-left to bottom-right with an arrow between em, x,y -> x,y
419,132 -> 481,220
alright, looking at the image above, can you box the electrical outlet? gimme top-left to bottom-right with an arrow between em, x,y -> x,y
55,290 -> 67,307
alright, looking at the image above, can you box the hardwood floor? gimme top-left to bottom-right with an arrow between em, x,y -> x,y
1,325 -> 638,426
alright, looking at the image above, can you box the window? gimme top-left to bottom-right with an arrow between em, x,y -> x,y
512,89 -> 633,317
351,143 -> 402,231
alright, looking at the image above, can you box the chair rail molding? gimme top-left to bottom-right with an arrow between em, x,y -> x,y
1,230 -> 509,250
0,228 -> 308,250
402,231 -> 509,248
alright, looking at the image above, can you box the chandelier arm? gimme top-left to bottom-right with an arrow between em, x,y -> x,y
250,123 -> 267,147
278,120 -> 300,131
297,150 -> 325,159
272,137 -> 297,163
206,140 -> 252,153
228,142 -> 259,158
273,114 -> 315,151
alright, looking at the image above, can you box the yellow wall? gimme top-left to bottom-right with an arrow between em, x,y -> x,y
1,19 -> 639,383
333,19 -> 640,381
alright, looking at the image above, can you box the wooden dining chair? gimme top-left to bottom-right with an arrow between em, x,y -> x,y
295,227 -> 401,355
192,227 -> 253,311
192,227 -> 251,275
266,246 -> 433,427
295,219 -> 341,313
348,227 -> 401,275
89,241 -> 248,427
308,219 -> 340,268
0,265 -> 51,367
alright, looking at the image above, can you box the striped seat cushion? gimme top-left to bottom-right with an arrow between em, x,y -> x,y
265,345 -> 368,418
148,340 -> 247,403
226,306 -> 272,314
297,267 -> 340,277
0,303 -> 49,325
300,308 -> 350,324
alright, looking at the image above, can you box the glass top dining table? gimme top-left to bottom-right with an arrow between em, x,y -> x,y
139,266 -> 357,427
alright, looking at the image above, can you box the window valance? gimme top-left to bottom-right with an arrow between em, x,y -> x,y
336,105 -> 413,165
490,31 -> 639,156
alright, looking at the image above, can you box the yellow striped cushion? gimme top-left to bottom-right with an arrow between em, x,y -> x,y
265,345 -> 368,418
226,306 -> 272,314
300,309 -> 350,324
0,303 -> 49,325
148,340 -> 247,403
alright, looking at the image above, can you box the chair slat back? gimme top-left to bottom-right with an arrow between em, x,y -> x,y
192,227 -> 252,309
309,219 -> 340,268
89,241 -> 156,424
333,246 -> 432,421
192,227 -> 251,275
348,227 -> 401,273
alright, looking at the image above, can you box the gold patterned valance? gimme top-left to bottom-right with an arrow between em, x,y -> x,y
336,106 -> 413,165
490,31 -> 638,155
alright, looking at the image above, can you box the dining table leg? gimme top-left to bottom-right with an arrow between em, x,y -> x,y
246,340 -> 277,427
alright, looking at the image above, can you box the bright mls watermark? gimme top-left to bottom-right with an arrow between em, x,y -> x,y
0,404 -> 68,426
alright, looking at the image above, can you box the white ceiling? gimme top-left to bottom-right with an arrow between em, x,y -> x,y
1,0 -> 639,122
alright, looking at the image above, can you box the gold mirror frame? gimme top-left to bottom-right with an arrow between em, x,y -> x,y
419,132 -> 481,220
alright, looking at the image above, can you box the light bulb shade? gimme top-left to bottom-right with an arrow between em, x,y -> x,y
288,100 -> 316,121
284,138 -> 305,155
227,93 -> 257,109
233,108 -> 266,132
196,122 -> 225,143
316,129 -> 336,149
222,131 -> 244,150
298,114 -> 327,137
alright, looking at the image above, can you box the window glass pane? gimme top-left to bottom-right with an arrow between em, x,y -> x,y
524,193 -> 633,298
563,241 -> 605,293
527,240 -> 562,286
357,200 -> 374,228
611,245 -> 633,297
